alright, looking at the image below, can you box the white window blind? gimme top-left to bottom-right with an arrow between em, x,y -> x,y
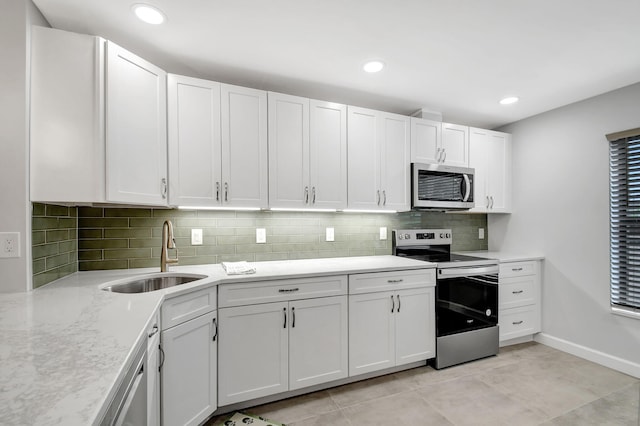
609,128 -> 640,315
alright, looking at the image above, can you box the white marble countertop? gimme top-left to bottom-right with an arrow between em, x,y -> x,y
458,250 -> 545,263
0,255 -> 433,425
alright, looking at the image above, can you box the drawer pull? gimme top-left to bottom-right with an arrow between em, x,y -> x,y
278,288 -> 300,293
387,279 -> 404,283
512,290 -> 524,294
512,320 -> 524,325
512,267 -> 523,272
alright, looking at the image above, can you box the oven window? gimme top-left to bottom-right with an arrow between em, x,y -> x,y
436,274 -> 498,336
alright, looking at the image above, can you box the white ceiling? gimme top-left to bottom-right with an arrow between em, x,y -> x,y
32,0 -> 640,129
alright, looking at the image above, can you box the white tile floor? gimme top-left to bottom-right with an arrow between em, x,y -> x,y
208,342 -> 640,425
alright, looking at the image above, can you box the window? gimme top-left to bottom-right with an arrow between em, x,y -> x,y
608,127 -> 640,316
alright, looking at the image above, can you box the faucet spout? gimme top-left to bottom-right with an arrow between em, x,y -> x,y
161,220 -> 178,272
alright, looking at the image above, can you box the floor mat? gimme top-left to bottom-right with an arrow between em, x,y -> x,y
218,412 -> 285,426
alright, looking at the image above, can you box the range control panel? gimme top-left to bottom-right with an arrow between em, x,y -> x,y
393,229 -> 452,246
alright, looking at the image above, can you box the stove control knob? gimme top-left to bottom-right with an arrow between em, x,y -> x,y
398,234 -> 403,240
447,233 -> 451,238
404,234 -> 410,239
439,233 -> 445,239
486,309 -> 492,317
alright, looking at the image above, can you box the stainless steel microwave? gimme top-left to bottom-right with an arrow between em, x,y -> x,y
411,163 -> 474,210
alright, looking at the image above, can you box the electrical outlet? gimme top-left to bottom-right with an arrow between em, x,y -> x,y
479,228 -> 485,239
379,227 -> 387,240
191,229 -> 203,245
326,227 -> 335,242
0,232 -> 20,258
256,228 -> 266,244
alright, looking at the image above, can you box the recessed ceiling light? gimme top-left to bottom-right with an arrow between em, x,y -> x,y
132,4 -> 166,25
499,96 -> 519,105
363,60 -> 385,73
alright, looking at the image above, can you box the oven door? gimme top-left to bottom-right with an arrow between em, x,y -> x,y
436,265 -> 498,337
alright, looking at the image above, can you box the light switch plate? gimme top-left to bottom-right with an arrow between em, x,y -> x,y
191,229 -> 203,245
256,228 -> 266,244
0,232 -> 20,258
326,227 -> 334,242
379,227 -> 387,240
479,228 -> 485,239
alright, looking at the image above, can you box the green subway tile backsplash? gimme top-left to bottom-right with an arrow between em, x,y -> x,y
75,208 -> 488,271
32,203 -> 78,288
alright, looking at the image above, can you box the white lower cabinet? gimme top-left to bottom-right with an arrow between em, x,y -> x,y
218,295 -> 348,406
498,260 -> 542,342
160,287 -> 217,426
349,286 -> 435,376
147,314 -> 160,426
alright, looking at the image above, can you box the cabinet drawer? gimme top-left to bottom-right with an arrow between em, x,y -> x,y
348,269 -> 435,294
499,276 -> 536,309
499,305 -> 539,341
162,286 -> 217,330
500,261 -> 536,278
218,275 -> 347,307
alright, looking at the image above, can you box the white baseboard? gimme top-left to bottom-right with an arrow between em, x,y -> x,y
535,333 -> 640,378
500,335 -> 533,347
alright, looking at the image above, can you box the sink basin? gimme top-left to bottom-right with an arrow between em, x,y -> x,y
102,273 -> 208,293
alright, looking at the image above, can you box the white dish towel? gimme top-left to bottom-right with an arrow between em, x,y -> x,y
221,261 -> 256,275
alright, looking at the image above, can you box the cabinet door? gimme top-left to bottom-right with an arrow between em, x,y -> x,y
486,131 -> 512,212
218,302 -> 289,405
167,75 -> 221,207
147,316 -> 160,426
268,92 -> 310,208
221,84 -> 268,208
395,288 -> 435,365
309,100 -> 347,210
161,311 -> 216,426
349,292 -> 395,376
105,41 -> 167,205
347,106 -> 381,209
469,127 -> 490,212
410,117 -> 441,164
441,123 -> 469,167
289,296 -> 348,390
380,112 -> 410,211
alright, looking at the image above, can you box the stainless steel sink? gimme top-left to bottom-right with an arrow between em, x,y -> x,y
102,273 -> 207,293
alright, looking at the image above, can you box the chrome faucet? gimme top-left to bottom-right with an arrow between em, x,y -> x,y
161,220 -> 178,272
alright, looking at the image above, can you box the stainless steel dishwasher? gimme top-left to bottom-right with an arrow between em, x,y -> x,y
100,340 -> 147,426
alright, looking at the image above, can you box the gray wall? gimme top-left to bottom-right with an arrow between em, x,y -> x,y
490,82 -> 640,370
0,0 -> 48,293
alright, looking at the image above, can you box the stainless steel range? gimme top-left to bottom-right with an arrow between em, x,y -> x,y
392,229 -> 499,369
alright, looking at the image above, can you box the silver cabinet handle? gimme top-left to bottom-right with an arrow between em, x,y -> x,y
148,324 -> 159,338
278,288 -> 299,293
216,182 -> 220,201
382,190 -> 387,206
512,267 -> 523,272
387,279 -> 404,283
442,149 -> 447,163
513,320 -> 524,325
212,318 -> 218,342
376,190 -> 381,205
490,196 -> 494,209
396,294 -> 401,312
304,186 -> 309,204
312,186 -> 316,204
292,307 -> 296,328
486,196 -> 490,209
158,344 -> 165,372
161,178 -> 167,199
283,307 -> 287,328
512,290 -> 524,294
391,295 -> 395,313
436,148 -> 441,162
224,182 -> 229,202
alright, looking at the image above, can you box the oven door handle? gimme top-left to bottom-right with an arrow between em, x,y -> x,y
438,265 -> 499,278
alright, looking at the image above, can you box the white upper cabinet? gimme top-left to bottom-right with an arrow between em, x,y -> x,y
105,42 -> 167,205
268,92 -> 346,209
347,106 -> 410,211
168,76 -> 268,208
411,119 -> 469,167
469,127 -> 512,213
30,26 -> 168,206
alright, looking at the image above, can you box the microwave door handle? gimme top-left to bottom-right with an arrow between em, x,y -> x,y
462,174 -> 471,201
